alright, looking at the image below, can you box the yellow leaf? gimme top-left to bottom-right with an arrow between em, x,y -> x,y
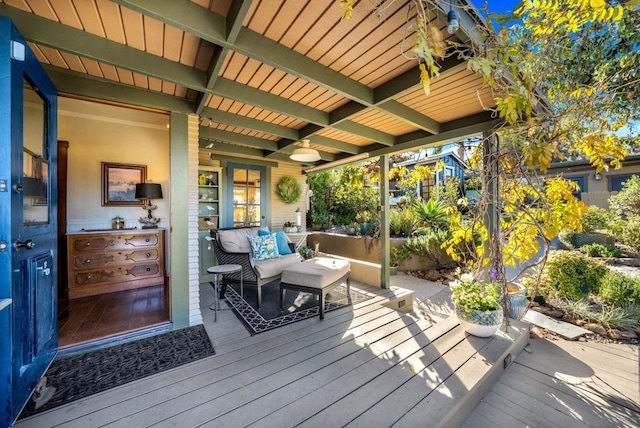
590,0 -> 605,9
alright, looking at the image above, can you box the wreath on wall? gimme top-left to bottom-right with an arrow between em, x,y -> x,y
275,176 -> 302,204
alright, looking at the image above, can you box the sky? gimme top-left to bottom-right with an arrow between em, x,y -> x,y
482,0 -> 522,15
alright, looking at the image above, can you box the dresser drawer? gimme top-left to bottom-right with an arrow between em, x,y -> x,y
71,262 -> 161,287
73,232 -> 159,253
74,249 -> 159,268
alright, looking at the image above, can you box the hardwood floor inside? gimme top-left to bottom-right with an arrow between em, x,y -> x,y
57,285 -> 170,348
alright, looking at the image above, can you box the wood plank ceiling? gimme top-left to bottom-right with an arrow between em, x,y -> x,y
0,0 -> 498,167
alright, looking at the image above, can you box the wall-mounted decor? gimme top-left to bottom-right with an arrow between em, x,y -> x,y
275,176 -> 302,204
101,162 -> 147,206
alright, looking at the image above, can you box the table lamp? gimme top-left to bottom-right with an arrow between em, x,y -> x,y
135,183 -> 163,228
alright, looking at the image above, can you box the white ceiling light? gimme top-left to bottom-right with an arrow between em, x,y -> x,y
290,139 -> 321,162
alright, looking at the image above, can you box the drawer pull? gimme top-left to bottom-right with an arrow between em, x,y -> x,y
86,275 -> 92,279
146,267 -> 151,272
85,242 -> 91,246
85,259 -> 91,263
145,238 -> 150,242
146,252 -> 151,258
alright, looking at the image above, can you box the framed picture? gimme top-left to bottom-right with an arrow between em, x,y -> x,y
101,162 -> 147,206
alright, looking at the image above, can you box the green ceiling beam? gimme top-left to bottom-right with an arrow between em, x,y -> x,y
114,0 -> 374,105
213,78 -> 329,125
336,122 -> 395,146
226,0 -> 254,42
210,153 -> 280,168
200,108 -> 299,140
0,4 -> 207,91
45,66 -> 195,114
376,100 -> 440,134
369,116 -> 502,158
199,140 -> 265,157
279,136 -> 363,154
199,127 -> 279,151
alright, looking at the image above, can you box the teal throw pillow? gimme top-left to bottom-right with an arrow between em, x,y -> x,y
258,230 -> 292,255
248,234 -> 280,261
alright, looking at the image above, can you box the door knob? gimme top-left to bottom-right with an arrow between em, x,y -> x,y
14,239 -> 35,250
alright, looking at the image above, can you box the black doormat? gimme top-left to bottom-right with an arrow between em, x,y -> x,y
223,281 -> 373,335
19,325 -> 214,419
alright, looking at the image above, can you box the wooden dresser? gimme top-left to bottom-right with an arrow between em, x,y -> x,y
67,229 -> 165,298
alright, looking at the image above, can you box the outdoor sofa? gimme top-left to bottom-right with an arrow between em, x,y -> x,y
210,226 -> 302,308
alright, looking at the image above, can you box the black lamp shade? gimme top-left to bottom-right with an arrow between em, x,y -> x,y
135,183 -> 163,200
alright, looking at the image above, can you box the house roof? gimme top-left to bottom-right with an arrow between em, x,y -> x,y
1,0 -> 500,168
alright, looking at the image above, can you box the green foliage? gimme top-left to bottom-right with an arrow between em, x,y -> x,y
609,175 -> 640,218
580,206 -> 611,233
389,245 -> 411,267
388,209 -> 404,236
412,199 -> 448,230
450,273 -> 501,314
619,216 -> 640,251
542,250 -> 607,300
432,176 -> 461,210
404,228 -> 456,269
580,243 -> 622,258
559,300 -> 640,331
400,209 -> 420,237
599,272 -> 640,307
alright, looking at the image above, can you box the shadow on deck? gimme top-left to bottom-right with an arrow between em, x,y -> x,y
17,280 -> 528,427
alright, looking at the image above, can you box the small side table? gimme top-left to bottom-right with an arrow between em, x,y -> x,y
206,264 -> 242,322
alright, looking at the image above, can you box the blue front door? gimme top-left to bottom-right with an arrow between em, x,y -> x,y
0,17 -> 58,425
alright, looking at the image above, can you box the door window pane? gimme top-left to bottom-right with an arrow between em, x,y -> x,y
23,82 -> 49,226
231,167 -> 263,227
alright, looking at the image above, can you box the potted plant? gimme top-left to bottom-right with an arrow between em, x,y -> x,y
389,246 -> 410,275
450,272 -> 503,337
311,211 -> 328,231
356,210 -> 372,235
283,221 -> 298,233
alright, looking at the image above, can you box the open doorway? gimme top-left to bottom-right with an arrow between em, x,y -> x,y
55,96 -> 171,350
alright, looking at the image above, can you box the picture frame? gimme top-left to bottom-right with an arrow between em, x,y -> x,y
101,162 -> 147,206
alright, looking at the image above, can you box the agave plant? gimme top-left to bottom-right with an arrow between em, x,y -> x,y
389,209 -> 404,236
413,199 -> 448,229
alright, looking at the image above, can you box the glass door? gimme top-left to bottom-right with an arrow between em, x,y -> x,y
227,165 -> 265,227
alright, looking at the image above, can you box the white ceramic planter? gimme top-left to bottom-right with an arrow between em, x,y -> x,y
456,307 -> 503,337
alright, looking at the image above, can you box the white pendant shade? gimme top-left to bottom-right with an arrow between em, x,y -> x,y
290,139 -> 320,162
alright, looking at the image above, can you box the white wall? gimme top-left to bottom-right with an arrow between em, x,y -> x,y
58,97 -> 170,232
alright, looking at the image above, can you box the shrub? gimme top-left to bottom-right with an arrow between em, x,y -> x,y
412,199 -> 448,229
580,243 -> 622,258
389,209 -> 404,236
619,216 -> 640,251
580,206 -> 610,233
609,174 -> 640,218
404,228 -> 456,269
542,250 -> 608,300
400,210 -> 420,237
598,272 -> 640,307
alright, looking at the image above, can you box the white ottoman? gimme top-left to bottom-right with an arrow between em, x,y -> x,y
280,257 -> 351,320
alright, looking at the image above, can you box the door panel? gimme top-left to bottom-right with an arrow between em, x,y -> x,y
0,17 -> 58,425
227,164 -> 265,227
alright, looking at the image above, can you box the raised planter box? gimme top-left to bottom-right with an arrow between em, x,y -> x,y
306,233 -> 440,272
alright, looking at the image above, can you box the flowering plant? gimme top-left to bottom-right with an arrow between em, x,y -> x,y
450,272 -> 501,314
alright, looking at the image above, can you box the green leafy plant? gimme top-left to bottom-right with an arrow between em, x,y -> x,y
389,246 -> 411,268
619,216 -> 640,251
580,206 -> 611,233
389,209 -> 404,236
580,243 -> 622,258
450,272 -> 501,314
355,210 -> 372,224
404,228 -> 456,269
413,199 -> 448,229
609,175 -> 640,218
542,251 -> 608,300
598,272 -> 640,307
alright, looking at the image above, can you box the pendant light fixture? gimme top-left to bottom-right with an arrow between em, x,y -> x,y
447,1 -> 459,34
290,139 -> 321,162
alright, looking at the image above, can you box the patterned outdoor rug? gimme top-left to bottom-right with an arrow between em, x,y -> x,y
224,281 -> 373,335
19,325 -> 214,419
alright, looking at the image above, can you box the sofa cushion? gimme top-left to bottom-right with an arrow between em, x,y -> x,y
258,230 -> 292,255
254,253 -> 302,280
218,227 -> 266,253
248,234 -> 280,261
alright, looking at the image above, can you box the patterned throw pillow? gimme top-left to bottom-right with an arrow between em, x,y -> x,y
257,230 -> 292,255
247,234 -> 280,261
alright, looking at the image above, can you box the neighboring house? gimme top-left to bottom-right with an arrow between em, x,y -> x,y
391,147 -> 467,202
545,153 -> 640,208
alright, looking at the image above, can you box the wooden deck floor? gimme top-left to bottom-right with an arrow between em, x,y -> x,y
17,281 -> 527,427
464,334 -> 640,427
